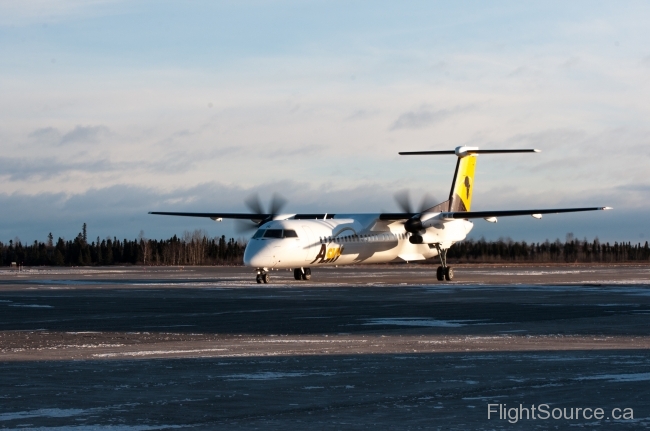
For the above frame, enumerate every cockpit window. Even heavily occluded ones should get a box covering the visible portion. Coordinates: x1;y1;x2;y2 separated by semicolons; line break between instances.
263;229;283;238
256;229;300;239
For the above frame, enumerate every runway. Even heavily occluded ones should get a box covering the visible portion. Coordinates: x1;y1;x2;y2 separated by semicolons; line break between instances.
1;264;650;429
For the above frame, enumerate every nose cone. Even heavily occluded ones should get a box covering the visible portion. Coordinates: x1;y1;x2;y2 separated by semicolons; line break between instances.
243;240;273;268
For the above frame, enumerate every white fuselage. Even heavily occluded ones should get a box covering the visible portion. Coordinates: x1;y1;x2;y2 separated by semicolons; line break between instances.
243;213;473;269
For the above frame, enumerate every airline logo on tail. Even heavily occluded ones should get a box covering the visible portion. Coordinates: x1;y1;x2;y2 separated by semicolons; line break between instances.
451;155;476;212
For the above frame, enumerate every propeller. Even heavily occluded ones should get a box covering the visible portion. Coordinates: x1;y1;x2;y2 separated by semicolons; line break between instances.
394;189;437;214
235;193;288;234
394;189;438;234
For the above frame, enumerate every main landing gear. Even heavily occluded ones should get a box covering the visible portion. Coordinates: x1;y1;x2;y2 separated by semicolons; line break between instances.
434;244;453;282
293;267;311;281
256;268;312;283
256;269;270;284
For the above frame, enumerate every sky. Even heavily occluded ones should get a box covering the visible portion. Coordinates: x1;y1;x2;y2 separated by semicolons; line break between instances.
1;0;649;245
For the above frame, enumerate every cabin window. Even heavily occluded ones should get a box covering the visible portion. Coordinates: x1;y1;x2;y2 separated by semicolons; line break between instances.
253;229;266;239
284;229;298;238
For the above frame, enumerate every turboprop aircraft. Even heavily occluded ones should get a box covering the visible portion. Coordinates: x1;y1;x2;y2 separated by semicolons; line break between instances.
150;147;611;283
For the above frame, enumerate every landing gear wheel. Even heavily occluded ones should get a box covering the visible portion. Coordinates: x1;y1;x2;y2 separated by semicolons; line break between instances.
444;267;454;281
293;268;302;280
436;266;445;281
302;268;311;281
256;275;262;284
262;273;270;284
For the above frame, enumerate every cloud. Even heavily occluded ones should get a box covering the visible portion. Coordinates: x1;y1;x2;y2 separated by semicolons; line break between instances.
345;109;379;121
59;125;110;145
27;125;111;147
0;156;131;180
390;105;472;131
29;127;61;142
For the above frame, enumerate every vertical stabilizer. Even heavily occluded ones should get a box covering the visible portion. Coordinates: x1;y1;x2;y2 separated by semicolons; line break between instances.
448;154;477;212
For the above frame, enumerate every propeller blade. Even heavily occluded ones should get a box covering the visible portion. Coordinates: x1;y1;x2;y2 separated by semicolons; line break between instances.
419;193;439;212
394;189;413;213
234;219;259;234
245;193;265;215
269;193;287;215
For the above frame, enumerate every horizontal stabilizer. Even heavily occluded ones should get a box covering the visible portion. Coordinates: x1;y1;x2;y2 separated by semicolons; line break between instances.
399;147;540;156
441;207;612;220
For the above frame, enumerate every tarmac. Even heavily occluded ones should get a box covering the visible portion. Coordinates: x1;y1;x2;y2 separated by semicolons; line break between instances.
1;264;650;429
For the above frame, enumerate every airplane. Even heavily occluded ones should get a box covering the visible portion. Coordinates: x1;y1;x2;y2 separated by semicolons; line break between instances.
150;146;611;283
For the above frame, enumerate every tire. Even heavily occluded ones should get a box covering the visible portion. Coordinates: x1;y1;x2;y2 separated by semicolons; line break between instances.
262;273;270;284
256;275;262;284
302;268;312;281
444;267;454;281
293;268;302;280
436;266;445;281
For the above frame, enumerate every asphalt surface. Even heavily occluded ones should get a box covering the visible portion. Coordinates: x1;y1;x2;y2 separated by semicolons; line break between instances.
1;264;650;430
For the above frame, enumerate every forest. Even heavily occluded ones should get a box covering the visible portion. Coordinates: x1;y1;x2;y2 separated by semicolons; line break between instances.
0;224;245;267
1;224;649;266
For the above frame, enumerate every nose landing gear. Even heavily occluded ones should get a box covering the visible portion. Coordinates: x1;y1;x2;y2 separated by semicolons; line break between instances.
434;245;453;282
256;268;270;284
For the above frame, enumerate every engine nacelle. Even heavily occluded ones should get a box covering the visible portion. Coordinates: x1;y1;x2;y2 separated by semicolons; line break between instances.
408;218;472;245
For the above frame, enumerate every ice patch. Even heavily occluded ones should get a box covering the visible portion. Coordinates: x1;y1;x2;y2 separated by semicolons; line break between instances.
577;372;650;382
223;371;335;381
0;408;86;421
8;304;53;308
362;318;484;327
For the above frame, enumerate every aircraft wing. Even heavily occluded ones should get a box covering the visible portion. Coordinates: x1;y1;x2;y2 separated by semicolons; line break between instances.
149;211;269;221
379;207;611;221
149;211;339;221
440;207;612;219
378;212;418;221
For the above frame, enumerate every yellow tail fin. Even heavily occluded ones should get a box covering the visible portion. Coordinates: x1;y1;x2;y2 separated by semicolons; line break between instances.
449;154;477;212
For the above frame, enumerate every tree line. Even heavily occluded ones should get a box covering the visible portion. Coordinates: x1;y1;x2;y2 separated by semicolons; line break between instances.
448;237;650;263
1;224;246;267
1;225;649;266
